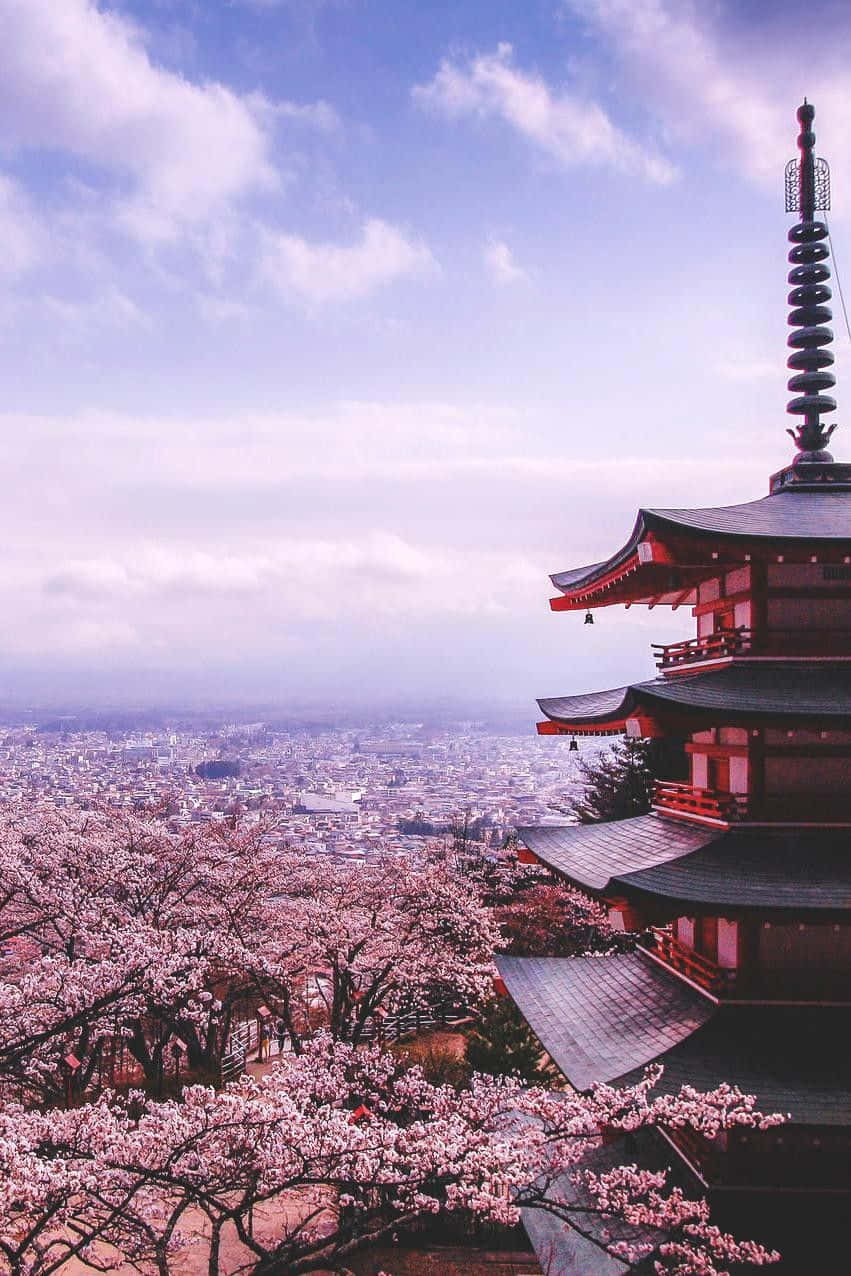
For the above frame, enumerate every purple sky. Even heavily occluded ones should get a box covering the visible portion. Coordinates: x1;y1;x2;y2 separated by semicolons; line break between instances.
0;0;849;712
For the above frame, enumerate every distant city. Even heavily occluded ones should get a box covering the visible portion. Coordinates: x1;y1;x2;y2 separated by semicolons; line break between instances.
0;710;597;857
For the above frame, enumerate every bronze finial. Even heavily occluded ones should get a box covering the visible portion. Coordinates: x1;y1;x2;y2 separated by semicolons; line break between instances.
784;102;837;464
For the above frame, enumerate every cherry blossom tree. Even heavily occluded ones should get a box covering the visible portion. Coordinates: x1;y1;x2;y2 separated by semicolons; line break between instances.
495;881;637;958
237;852;498;1050
0;1037;782;1276
0;810;497;1099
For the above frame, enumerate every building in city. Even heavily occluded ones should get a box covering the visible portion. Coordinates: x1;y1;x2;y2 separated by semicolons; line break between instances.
499;103;851;1272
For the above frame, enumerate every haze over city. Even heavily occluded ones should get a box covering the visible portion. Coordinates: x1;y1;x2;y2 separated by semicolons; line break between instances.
3;0;851;711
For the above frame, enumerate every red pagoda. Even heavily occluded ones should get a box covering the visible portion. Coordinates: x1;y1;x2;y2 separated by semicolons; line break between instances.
499;103;851;1274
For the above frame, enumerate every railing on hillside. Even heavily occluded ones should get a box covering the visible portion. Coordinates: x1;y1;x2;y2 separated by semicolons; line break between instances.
218;1000;470;1083
220;1019;257;1084
353;1000;469;1044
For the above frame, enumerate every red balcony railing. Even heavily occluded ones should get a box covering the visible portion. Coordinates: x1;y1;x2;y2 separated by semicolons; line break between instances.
654;781;851;825
649;930;735;997
652;628;751;668
653;781;746;823
653;626;851;669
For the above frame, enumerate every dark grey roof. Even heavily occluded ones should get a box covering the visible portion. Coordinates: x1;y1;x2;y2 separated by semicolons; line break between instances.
538;687;632;724
615;1008;851;1127
520;1129;673;1276
518;816;716;892
496;953;714;1092
636;662;851;719
617;830;851;911
520;819;851;909
500;955;851;1127
520;1207;630;1276
551;488;851;595
647;488;851;540
550;559;610;591
540;663;851;726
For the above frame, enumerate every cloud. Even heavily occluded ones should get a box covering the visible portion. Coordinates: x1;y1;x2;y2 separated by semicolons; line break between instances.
0;0;331;241
565;0;851;197
413;42;675;184
44;534;435;601
261;218;435;303
566;0;784;181
483;237;528;285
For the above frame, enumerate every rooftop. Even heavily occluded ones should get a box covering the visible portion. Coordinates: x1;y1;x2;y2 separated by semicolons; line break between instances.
549;488;851;611
498;954;851;1125
518;817;851;911
538;662;851;730
496;952;714;1092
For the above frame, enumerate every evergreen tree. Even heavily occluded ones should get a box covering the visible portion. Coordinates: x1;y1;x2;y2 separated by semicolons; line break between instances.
567;737;686;824
465;997;557;1084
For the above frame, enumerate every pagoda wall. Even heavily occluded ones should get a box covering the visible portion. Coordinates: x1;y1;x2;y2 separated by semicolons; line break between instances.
695;568;752;638
668;916;851;1000
764;754;850;795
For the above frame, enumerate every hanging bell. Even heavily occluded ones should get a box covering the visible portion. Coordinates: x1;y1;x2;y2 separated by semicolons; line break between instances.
584;610;594;625
569;737;579;752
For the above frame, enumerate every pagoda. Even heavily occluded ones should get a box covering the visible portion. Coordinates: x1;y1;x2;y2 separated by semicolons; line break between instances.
499;103;851;1274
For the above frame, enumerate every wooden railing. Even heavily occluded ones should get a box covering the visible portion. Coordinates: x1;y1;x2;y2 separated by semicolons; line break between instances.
654;781;851;825
653;781;746;823
652;628;750;668
653;626;851;669
649;930;735;997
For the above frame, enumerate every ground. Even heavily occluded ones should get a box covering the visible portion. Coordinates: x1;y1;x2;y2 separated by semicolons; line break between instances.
346;1245;541;1274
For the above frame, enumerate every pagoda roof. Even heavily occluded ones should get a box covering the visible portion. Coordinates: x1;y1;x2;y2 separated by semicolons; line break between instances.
519;818;851;911
517;816;714;892
550;487;851;610
498;954;851;1125
538;661;851;731
496;953;714;1092
616;1007;851;1127
520;1128;671;1276
617;830;851;912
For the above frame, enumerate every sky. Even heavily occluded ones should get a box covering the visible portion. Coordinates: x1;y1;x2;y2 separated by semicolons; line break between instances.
2;0;851;715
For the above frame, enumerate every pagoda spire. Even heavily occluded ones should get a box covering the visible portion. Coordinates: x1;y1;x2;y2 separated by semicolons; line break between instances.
785;100;837;463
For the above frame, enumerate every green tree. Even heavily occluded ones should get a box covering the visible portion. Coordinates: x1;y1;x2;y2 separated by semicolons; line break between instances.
567;737;686;824
465;997;556;1085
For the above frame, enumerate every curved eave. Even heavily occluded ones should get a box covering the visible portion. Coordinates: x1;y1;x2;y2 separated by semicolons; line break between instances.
614;834;851;913
537;686;633;728
636;663;851;724
615;1007;851;1127
496;952;715;1092
517;816;716;893
550;490;851;611
539;665;851;732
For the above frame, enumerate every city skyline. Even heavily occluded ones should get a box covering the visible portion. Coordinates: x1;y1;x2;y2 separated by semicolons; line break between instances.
3;1;851;708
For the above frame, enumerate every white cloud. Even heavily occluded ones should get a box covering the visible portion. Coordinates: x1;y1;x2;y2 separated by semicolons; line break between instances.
249;92;341;133
484;237;528;285
566;0;851;198
566;0;784;182
414;42;675;184
261;218;435;303
0;0;332;241
44;534;434;603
